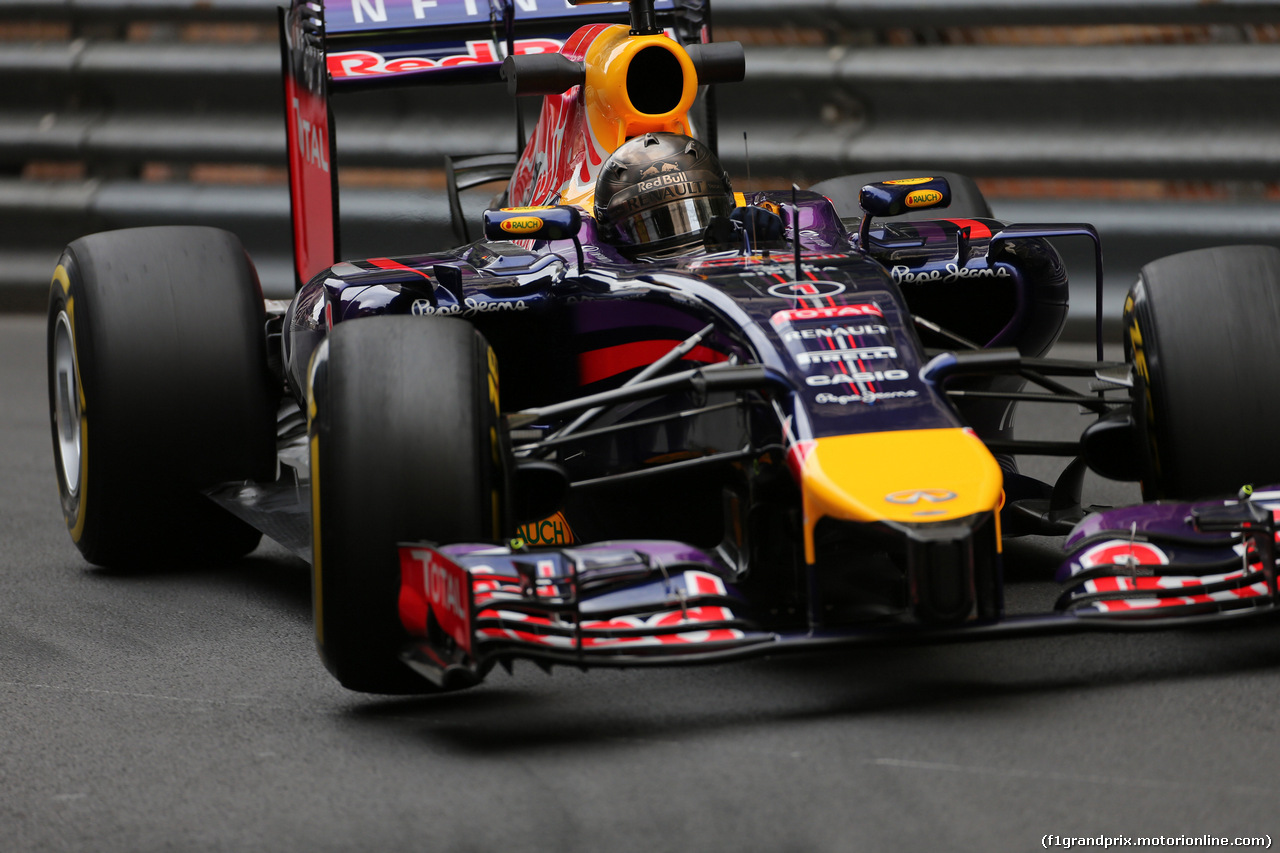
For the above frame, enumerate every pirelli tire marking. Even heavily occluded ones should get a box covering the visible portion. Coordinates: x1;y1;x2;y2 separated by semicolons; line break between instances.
306;338;329;645
487;345;502;540
309;431;324;643
1125;293;1160;477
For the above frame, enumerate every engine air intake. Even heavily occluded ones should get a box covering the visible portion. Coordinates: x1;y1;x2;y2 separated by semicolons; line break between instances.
626;45;685;115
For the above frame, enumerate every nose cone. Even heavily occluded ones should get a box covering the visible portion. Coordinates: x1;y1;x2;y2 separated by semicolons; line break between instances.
799;427;1004;562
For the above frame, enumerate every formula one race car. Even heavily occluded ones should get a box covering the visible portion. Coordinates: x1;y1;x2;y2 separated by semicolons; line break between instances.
47;0;1280;693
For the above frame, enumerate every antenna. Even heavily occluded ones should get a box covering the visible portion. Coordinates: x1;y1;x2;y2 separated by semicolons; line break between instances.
629;0;659;35
743;132;758;253
792;183;802;282
500;0;526;153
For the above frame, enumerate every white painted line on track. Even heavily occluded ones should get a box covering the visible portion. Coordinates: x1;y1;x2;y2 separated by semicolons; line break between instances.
871;757;1279;797
0;680;272;709
0;679;467;724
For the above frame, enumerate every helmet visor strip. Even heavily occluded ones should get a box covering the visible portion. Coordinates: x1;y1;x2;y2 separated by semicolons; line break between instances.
613;196;734;249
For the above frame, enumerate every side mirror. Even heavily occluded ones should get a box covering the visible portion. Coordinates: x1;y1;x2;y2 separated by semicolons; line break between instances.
858;176;951;218
483;205;582;242
513;459;570;526
855;176;951;251
501;54;586;97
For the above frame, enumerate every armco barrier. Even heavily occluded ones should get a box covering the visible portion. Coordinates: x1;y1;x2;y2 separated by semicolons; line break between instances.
1;0;1278;327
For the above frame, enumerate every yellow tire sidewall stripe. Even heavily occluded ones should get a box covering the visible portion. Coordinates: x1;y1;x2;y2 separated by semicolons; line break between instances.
52;264;90;543
309;432;323;645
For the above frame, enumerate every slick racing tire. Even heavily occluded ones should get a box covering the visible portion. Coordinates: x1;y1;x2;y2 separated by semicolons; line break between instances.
307;316;509;694
809;170;994;221
48;226;278;567
1126;245;1280;500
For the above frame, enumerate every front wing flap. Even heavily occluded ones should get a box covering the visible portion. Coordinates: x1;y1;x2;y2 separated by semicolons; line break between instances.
1056;488;1280;620
397;540;772;688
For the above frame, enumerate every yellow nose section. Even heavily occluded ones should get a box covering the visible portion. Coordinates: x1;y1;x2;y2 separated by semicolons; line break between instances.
799;428;1004;563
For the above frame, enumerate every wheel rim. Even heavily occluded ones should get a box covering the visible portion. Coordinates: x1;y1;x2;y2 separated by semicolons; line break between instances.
53;310;82;495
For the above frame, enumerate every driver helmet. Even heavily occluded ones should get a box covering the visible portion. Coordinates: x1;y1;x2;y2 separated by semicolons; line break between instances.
594;132;734;259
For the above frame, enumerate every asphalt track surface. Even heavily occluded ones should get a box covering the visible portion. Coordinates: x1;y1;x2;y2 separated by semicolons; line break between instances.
4;312;1279;853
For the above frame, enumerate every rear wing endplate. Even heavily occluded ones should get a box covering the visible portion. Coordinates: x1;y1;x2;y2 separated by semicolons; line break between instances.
281;0;339;291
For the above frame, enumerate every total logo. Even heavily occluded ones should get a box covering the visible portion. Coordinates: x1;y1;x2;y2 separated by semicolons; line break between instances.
291;98;329;173
426;555;468;622
771;303;882;324
404;548;471;653
767;280;845;299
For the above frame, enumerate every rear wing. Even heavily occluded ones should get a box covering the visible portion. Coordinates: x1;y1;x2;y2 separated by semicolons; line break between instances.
280;0;708;289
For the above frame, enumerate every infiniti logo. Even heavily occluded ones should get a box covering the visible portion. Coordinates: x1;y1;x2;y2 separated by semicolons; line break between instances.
885;489;957;505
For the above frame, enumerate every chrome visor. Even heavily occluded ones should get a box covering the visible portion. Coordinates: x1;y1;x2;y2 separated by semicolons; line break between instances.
612;195;733;248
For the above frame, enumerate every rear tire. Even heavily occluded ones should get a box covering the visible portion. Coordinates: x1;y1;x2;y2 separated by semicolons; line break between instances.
48;226;278;567
1126;245;1280;499
307;316;508;694
810;170;994;221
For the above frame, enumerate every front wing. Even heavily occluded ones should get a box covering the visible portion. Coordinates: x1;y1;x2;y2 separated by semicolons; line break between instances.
395;490;1280;688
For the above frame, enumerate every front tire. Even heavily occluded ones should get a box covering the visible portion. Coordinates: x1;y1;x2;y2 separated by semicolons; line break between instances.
48;226;278;567
307;316;508;694
1126;245;1280;499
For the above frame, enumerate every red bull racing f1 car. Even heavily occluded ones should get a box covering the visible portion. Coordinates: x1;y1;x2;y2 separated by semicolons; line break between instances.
46;0;1280;693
